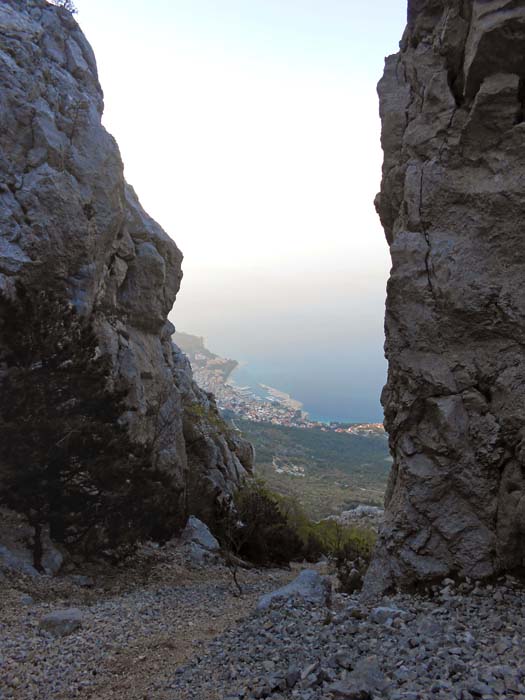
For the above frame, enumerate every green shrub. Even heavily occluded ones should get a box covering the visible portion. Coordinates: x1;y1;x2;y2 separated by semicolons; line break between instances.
302;532;325;562
216;480;303;566
307;519;376;558
185;400;232;435
216;479;376;574
331;526;375;593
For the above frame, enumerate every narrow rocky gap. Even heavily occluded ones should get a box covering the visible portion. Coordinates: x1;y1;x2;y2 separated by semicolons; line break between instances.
1;2;525;700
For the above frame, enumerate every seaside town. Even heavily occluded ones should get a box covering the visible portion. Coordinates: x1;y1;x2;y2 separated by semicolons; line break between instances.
174;332;386;436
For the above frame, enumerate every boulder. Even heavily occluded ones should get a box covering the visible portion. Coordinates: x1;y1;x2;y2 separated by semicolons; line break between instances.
180;516;221;567
0;545;39;577
0;526;63;577
257;570;331;611
42;542;64;577
328;655;389;699
180;516;220;552
369;605;404;624
183;541;220;567
39;608;83;637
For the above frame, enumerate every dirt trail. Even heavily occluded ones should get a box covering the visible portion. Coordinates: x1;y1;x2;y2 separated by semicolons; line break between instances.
0;542;299;700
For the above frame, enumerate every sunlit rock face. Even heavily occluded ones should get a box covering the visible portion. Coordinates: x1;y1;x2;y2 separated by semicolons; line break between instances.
368;0;525;594
0;0;252;521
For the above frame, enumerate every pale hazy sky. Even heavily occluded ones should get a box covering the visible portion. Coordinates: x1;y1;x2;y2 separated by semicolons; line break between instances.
74;0;408;422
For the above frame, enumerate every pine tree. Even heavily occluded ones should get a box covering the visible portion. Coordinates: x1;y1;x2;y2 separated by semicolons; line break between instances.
0;285;179;569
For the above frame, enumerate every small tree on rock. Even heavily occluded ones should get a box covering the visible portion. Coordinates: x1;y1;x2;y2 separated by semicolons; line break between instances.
0;284;178;569
48;0;77;13
216;480;303;567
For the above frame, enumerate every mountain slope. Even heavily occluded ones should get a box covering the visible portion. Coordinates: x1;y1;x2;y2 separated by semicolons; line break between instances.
237;418;390;519
0;0;252;529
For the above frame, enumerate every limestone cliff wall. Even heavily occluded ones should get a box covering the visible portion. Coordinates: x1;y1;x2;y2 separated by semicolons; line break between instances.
367;0;525;594
0;0;252;522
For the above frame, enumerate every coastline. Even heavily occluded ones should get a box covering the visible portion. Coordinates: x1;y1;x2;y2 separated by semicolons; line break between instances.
258;383;304;412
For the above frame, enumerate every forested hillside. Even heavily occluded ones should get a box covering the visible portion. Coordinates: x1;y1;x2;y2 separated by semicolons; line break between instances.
236;419;390;519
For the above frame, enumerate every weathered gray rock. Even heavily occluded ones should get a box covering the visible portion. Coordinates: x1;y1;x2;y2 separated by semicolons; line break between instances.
257;570;331;611
0;545;39;577
181;516;220;552
0;523;63;577
329;505;384;533
0;0;252;528
41;540;64;576
180;516;221;567
169;577;525;700
369;605;404;625
183;541;220;567
39;608;83;637
328;656;389;699
367;0;525;595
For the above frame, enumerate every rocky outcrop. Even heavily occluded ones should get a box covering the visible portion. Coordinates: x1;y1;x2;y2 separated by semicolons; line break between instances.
256;570;332;611
0;513;64;576
39;608;83;637
180;515;221;567
0;0;252;525
368;0;525;594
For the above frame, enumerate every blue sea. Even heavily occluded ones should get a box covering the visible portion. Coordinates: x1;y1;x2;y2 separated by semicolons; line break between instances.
173;266;389;425
229;357;386;424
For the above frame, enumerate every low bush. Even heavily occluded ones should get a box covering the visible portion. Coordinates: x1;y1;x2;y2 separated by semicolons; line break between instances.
216;480;303;566
332;532;375;593
216;479;376;581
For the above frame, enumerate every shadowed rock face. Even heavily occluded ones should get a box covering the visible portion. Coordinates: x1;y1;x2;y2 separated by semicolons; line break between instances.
0;0;252;522
367;0;525;595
